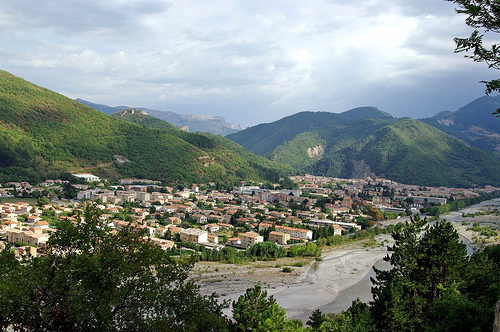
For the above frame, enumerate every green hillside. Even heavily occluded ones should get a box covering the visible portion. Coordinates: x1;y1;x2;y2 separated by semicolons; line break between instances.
0;71;290;185
308;119;500;187
421;95;500;156
226;107;392;155
110;108;292;180
229;107;500;187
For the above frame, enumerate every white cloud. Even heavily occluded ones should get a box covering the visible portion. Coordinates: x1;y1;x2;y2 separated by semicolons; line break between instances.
0;0;493;126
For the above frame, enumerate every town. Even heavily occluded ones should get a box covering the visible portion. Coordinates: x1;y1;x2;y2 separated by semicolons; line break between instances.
1;173;497;258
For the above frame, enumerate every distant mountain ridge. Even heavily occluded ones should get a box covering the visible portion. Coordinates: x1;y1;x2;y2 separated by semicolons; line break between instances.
75;98;242;136
227;105;500;187
420;95;500;156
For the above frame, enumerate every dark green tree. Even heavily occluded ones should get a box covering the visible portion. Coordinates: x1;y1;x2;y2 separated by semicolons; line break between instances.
63;182;78;199
319;299;372;332
370;215;499;331
0;204;228;331
306;309;326;330
231;284;301;331
447;0;500;112
37;195;51;206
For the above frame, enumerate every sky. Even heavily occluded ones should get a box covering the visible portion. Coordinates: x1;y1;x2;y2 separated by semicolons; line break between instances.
0;0;497;128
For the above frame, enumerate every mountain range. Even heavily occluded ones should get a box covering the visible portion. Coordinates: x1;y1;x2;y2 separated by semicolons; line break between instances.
1;70;500;188
0;71;289;185
226;105;500;187
419;95;500;156
76;99;242;136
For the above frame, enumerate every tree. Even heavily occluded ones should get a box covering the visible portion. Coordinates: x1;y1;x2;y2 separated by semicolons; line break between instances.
63;182;78;199
37;195;51;206
319;299;372;332
231;285;301;332
447;0;500;112
0;204;228;331
370;215;499;331
307;309;326;330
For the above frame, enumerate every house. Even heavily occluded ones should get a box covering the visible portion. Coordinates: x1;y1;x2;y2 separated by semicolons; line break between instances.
206;223;219;233
207;234;218;244
228;237;241;245
25;215;42;225
192;214;208;224
179;228;208;244
154;227;168;238
34;220;50;229
331;224;344;236
167;217;182;225
275;225;313;241
239;232;264;248
1;212;18;222
174;212;186;220
1;220;17;230
269;231;290;245
17;204;32;214
72;173;101;182
208;214;224;223
5;227;49;247
217;222;233;229
149;237;175;250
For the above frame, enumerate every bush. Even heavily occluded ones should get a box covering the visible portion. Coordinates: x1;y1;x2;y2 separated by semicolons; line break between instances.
282;267;293;273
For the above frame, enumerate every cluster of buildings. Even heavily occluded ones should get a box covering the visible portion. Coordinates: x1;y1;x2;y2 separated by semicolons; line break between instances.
1;174;497;257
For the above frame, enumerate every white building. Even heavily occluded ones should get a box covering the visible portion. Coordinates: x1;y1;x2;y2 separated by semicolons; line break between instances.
179;228;208;244
72;174;101;182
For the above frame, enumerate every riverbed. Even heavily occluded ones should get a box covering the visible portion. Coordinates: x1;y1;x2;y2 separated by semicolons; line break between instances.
214;198;500;323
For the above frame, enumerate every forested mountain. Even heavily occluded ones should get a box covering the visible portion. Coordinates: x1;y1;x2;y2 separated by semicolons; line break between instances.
421;95;500;156
76;98;242;136
225;107;392;156
0;71;290;185
227;109;500;187
307;119;500;187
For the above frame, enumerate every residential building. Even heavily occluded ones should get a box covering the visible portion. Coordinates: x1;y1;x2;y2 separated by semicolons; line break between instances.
269;231;290;245
239;232;264;248
275;225;313;241
179;228;208;244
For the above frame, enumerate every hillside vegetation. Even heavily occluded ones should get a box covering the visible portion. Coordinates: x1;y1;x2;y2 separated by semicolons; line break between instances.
226;107;392;156
0;71;291;185
77;98;242;136
228;108;500;187
421;95;500;156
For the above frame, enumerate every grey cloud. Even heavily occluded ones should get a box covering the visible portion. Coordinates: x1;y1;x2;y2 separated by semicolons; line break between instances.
1;0;172;36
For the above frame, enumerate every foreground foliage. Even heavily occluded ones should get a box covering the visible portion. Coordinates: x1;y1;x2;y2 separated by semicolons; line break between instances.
319;216;500;331
0;205;228;331
231;285;303;332
2;205;499;331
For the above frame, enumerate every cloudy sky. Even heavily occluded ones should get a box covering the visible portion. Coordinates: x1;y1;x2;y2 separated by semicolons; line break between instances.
0;0;496;127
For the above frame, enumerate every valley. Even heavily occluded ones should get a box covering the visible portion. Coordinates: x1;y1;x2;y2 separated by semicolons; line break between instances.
1;70;499;331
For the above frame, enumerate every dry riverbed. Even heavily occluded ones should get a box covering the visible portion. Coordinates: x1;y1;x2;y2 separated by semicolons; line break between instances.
192;257;314;297
191;237;392;322
191;198;500;322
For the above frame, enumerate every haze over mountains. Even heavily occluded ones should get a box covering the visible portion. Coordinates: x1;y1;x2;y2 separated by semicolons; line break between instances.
1;70;500;188
76;99;242;136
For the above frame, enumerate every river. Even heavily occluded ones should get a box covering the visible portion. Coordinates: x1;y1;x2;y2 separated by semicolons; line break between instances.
224;198;499;323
